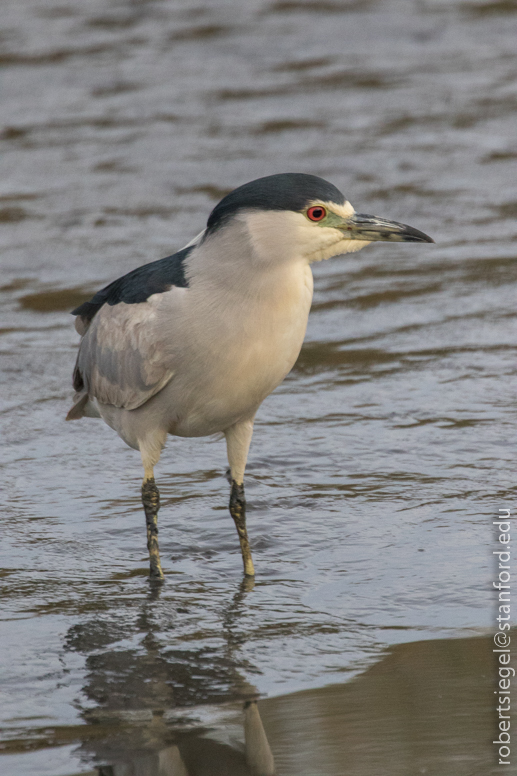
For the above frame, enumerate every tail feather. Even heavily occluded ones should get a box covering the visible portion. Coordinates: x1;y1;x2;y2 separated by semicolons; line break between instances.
66;393;89;421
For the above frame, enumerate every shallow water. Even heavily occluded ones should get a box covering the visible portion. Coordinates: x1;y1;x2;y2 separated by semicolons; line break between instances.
1;0;516;774
0;633;504;776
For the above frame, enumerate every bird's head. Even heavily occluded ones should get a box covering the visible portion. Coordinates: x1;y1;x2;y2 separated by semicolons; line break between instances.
205;173;433;265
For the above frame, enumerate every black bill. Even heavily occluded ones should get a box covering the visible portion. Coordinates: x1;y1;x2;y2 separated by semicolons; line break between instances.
339;212;434;243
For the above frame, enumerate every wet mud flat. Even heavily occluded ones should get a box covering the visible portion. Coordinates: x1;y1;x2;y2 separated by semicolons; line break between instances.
2;0;517;774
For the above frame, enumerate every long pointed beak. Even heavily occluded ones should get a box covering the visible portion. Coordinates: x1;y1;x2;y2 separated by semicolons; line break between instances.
337;212;434;243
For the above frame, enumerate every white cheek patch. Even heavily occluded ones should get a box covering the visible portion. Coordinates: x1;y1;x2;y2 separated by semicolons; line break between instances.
242;210;312;263
307;200;371;262
240;203;366;265
309;237;371;263
339;238;371;254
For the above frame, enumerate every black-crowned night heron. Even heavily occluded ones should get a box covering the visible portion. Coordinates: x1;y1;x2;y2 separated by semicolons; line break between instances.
67;173;433;579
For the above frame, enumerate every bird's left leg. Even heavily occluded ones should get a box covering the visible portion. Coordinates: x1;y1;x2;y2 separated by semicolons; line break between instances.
140;444;165;580
225;418;255;577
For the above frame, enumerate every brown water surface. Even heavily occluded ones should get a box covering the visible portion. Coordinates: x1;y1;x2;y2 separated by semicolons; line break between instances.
1;0;516;774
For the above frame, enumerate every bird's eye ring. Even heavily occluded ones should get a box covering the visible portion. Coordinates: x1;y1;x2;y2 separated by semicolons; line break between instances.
307;206;327;222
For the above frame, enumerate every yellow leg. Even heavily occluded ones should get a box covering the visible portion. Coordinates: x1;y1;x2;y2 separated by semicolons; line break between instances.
230;480;255;577
141;474;164;579
225;419;256;577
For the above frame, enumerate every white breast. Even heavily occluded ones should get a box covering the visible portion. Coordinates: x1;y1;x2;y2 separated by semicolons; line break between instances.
159;228;314;437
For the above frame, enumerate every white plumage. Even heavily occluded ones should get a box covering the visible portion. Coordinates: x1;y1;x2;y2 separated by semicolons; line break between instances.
68;173;433;579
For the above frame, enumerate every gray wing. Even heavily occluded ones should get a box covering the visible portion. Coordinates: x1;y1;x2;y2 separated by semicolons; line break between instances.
73;298;175;410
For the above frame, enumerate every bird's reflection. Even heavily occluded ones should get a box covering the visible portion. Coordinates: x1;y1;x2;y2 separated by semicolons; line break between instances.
94;699;274;776
65;577;275;775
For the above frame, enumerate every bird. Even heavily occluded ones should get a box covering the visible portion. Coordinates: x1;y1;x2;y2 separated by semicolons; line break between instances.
67;173;433;579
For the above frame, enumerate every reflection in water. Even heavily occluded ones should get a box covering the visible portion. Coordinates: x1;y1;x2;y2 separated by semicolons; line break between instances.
66;579;274;775
88;701;275;776
93;700;274;776
61;632;502;776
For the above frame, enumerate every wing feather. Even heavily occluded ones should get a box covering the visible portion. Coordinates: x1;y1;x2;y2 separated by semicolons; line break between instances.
73;298;174;410
69;244;194;413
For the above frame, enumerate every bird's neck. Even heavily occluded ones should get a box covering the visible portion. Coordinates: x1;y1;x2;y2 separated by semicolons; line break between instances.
185;219;313;306
182;225;314;354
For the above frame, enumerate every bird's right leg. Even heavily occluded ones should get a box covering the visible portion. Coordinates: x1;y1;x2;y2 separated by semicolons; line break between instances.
140;446;164;579
142;472;163;578
225;419;255;577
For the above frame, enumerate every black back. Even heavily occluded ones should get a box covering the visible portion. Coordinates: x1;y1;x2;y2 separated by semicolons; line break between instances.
206;173;345;234
72;245;192;324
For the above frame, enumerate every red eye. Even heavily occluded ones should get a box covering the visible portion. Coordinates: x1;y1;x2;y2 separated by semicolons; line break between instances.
307;206;326;221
